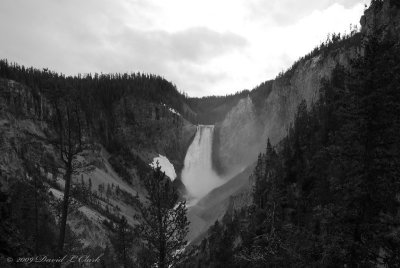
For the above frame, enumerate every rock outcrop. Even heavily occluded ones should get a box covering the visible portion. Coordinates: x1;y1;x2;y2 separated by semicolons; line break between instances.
360;0;400;39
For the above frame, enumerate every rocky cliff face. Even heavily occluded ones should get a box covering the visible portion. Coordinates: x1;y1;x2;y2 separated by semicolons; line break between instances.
0;79;54;178
215;95;262;175
360;0;400;39
259;46;357;141
215;35;360;174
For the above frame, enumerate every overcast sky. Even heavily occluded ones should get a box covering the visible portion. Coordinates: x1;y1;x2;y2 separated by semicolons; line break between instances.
0;0;367;97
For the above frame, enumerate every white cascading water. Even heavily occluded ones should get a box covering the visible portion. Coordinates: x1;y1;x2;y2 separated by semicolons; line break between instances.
181;125;225;202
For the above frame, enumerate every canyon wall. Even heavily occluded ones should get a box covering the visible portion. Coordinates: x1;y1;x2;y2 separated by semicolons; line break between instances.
216;0;400;174
215;38;360;174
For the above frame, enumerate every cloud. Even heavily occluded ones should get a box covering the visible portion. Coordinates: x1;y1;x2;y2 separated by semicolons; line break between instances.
101;27;247;94
245;0;366;26
112;27;247;64
0;0;365;96
0;0;247;94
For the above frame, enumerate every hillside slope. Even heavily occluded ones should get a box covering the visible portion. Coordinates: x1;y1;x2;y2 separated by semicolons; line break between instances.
0;70;196;265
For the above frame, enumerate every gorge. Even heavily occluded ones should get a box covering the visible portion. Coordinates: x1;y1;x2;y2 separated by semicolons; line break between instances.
1;0;400;267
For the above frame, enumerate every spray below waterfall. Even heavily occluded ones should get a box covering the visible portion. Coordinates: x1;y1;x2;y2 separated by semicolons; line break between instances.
181;125;225;201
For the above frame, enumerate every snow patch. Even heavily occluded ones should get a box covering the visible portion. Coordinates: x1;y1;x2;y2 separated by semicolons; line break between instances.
150;154;177;181
168;107;181;116
162;103;181;116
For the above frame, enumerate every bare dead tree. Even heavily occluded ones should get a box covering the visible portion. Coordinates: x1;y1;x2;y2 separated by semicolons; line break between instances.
51;94;89;263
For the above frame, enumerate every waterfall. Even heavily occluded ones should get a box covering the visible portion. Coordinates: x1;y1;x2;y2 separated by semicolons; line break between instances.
181;125;225;202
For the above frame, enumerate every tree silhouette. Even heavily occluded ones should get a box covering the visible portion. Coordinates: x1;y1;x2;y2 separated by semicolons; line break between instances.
51;91;90;264
134;163;189;268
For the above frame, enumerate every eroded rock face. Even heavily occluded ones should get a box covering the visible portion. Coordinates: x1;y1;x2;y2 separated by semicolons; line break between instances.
0;79;54;178
261;47;358;140
0;79;54;121
216;95;262;175
215;44;359;174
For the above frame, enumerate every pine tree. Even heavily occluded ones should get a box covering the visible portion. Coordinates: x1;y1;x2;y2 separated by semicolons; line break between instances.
106;184;112;199
252;153;264;208
134;163;189;268
98;184;104;198
110;216;134;268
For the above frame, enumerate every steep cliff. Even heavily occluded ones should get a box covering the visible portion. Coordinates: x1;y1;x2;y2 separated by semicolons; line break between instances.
215;0;400;175
0;79;54;178
360;0;400;39
214;96;262;175
215;29;361;174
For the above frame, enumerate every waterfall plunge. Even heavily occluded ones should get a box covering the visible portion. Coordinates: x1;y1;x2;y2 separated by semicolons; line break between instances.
181;125;225;202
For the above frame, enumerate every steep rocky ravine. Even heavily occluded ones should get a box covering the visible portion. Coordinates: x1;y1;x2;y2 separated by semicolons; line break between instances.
188;0;400;246
2;0;399;264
